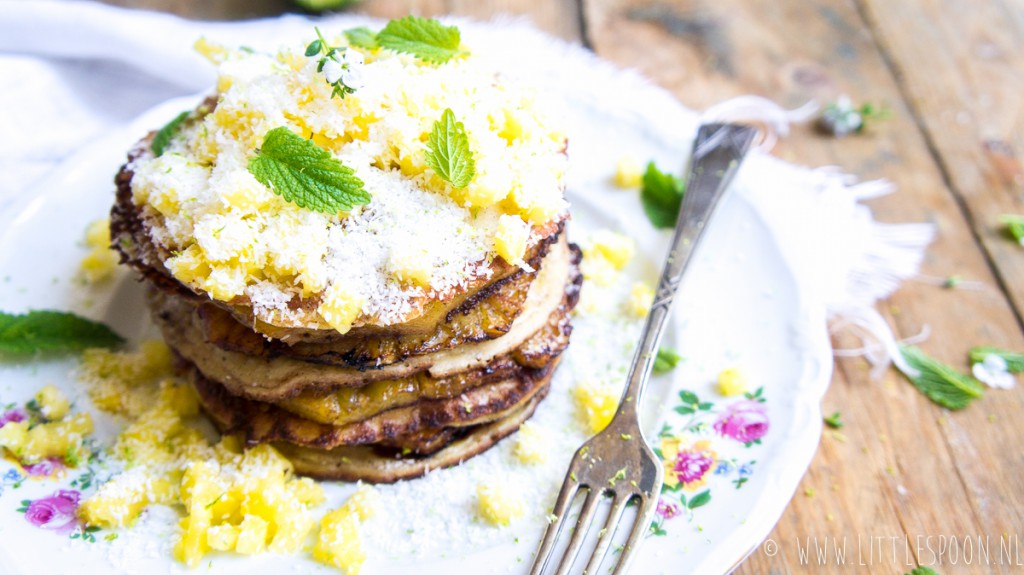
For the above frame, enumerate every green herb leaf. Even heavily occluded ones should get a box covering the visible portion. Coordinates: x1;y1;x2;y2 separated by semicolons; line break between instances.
898;345;984;410
653;347;682;374
969;346;1024;373
248;127;370;213
425;108;476;188
304;39;323;57
376;16;464;64
999;214;1024;245
641;162;685;229
687;490;711;510
905;568;940;575
151;111;190;157
0;310;124;353
823;411;843;429
345;26;379;50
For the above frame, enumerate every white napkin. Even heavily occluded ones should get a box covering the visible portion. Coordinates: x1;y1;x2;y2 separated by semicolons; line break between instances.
0;0;932;373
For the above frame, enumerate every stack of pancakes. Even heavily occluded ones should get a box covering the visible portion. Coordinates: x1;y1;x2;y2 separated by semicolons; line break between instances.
110;152;581;483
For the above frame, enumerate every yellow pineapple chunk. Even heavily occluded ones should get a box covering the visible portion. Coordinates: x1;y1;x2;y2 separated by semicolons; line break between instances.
573;380;618;434
512;422;548;465
318;283;364;334
206;524;239;551
34;385;70;421
477;482;524;526
493;214;530;265
0;412;92;465
626;282;655;318
613;156;643;189
235;514;270;555
718;367;748;396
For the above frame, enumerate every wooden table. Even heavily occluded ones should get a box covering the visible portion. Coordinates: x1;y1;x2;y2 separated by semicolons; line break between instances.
92;0;1024;572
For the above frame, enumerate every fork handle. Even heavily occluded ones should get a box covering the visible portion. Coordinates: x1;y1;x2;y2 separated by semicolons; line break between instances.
615;123;757;424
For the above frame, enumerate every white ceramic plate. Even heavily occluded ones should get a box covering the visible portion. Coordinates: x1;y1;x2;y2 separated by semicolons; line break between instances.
0;93;831;574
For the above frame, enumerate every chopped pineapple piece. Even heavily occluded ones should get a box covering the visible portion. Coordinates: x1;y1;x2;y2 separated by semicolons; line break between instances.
493;214;530;265
34;384;70;421
587;230;635;271
573;380;618;434
477;482;524;526
626;282;655;318
0;412;92;465
512;422;549;465
84;218;111;248
318;283;364;334
718;367;748;396
235;514;270;555
613;155;643;189
206;524;239;551
313;486;378;574
80;340;174;418
80;248;119;283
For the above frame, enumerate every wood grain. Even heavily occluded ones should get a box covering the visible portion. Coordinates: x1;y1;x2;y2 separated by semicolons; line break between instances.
59;0;1024;572
580;0;1024;573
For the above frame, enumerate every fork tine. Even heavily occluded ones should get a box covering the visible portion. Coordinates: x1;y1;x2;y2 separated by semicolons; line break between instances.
529;478;581;575
609;494;657;575
582;492;632;574
552;488;604;575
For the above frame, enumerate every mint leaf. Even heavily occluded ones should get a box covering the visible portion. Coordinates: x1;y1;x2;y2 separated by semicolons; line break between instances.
641;162;685;229
969;346;1024;373
248;127;370;214
898;345;984;410
151;111;190;157
345;26;379;50
377;16;464;64
1000;214;1024;244
905;568;940;575
425;108;476;188
653;347;681;374
0;310;124;353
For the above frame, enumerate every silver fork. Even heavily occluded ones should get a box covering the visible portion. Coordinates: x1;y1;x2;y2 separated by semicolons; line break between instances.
529;123;758;575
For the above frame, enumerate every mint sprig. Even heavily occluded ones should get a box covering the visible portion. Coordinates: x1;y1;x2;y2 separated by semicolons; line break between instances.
376;16;465;64
344;26;379;50
248;127;370;214
898;345;984;410
641;161;686;229
425;108;476;189
0;310;124;353
151;111;190;157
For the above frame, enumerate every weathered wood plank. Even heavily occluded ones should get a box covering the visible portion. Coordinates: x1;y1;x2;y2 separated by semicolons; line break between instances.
857;0;1024;327
581;0;1024;573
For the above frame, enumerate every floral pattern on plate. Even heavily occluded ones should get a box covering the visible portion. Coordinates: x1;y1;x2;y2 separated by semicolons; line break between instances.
650;386;768;536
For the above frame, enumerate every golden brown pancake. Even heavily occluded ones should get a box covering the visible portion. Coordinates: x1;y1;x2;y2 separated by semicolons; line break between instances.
271;394;545;483
150;240;581;401
188;356;558;451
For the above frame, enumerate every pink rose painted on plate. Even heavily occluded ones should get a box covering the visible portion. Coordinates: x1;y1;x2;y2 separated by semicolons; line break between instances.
22;489;81;535
713;400;769;444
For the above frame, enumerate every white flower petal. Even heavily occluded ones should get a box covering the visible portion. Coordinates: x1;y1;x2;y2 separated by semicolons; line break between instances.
322;60;343;84
342;68;365;91
343;49;365;66
972;355;1016;389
